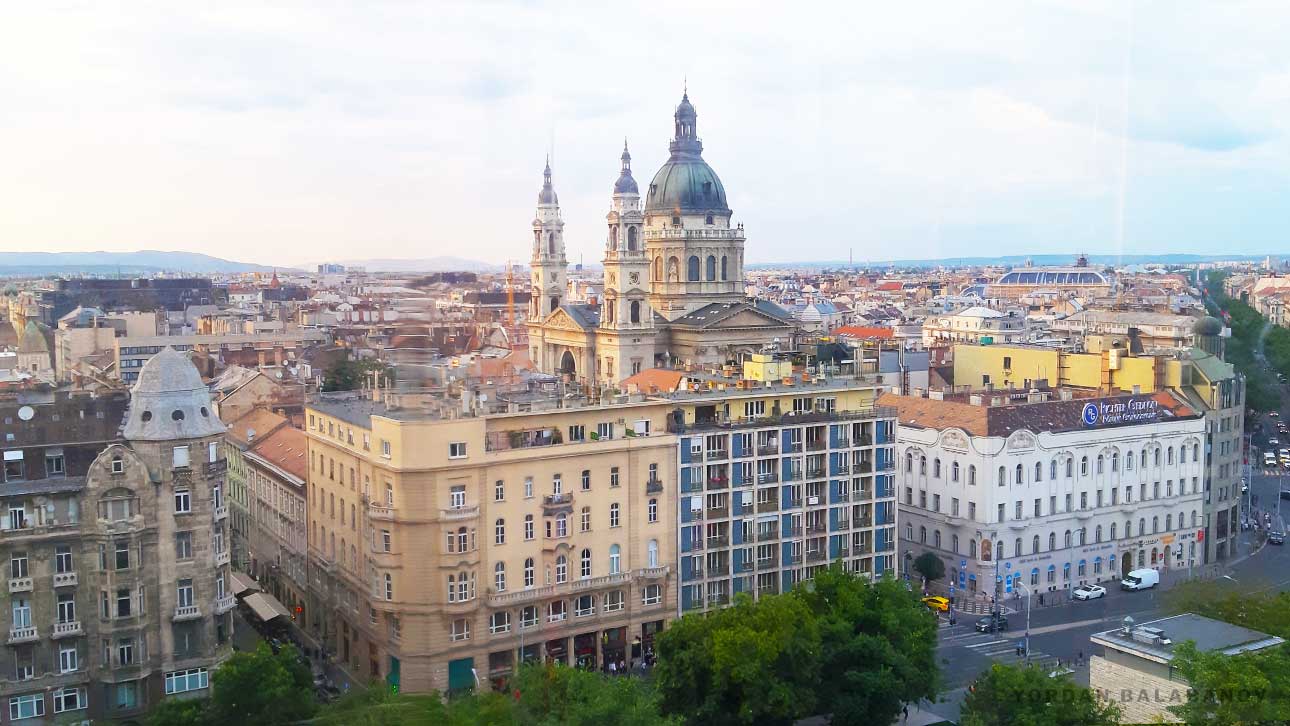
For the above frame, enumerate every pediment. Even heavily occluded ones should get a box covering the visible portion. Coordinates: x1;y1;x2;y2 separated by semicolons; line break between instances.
542;308;587;331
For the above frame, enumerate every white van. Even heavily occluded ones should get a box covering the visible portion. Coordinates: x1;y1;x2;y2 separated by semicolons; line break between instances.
1120;568;1160;591
1266;452;1278;467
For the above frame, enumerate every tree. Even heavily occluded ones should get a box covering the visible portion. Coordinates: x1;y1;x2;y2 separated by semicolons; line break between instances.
207;643;316;725
323;357;393;392
511;662;677;726
654;591;821;725
960;664;1119;726
794;566;939;725
912;552;945;582
1167;641;1290;725
146;696;210;726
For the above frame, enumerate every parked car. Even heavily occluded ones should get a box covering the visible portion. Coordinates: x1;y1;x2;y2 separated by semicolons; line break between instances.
920;596;950;612
1121;568;1160;591
975;614;1009;633
1072;584;1107;600
1270;531;1285;545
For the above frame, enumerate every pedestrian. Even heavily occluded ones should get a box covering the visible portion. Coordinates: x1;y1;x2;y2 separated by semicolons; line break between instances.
609;660;617;675
1078;650;1084;665
902;705;909;724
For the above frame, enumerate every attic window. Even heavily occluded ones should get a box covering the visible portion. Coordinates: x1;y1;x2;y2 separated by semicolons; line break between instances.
171;410;185;421
199;407;209;418
141;411;153;422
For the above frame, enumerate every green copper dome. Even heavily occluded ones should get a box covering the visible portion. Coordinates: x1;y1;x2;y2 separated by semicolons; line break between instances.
644;91;731;215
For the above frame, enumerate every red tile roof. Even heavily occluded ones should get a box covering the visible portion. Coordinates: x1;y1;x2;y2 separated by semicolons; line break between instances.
250;425;307;482
833;325;894;339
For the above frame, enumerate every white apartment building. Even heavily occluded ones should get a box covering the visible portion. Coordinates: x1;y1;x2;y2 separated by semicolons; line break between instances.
921;306;1025;348
882;389;1207;607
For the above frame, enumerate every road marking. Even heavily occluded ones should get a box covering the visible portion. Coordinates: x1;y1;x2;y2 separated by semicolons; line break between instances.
964;639;1009;649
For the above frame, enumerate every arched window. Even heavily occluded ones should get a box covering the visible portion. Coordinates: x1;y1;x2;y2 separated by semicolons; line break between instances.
998;466;1006;486
1167;447;1174;465
1191;510;1198;527
969;539;977;560
1015;464;1023;484
495;562;506;592
1095;525;1103;542
647;540;658;568
1179;446;1185;464
919;526;927;543
610;226;618;247
609;544;621;574
1064;530;1072;548
627;226;638;250
1139;518;1147;536
1048;532;1055;550
523;558;535;588
1154;448;1161;466
555;514;567;538
1080;456;1089;476
1065;459;1073;477
1193;443;1200;461
934;530;942;548
952;534;960;553
1112;451;1119;471
933;459;941;478
580;548;592;579
968;465;977;485
1166;514;1172;531
630;301;641;324
1097;455;1104;474
1152;516;1159;534
1014;538;1022;556
1032;535;1040;554
1035;462;1042;482
1050;459;1058;479
952;462;960;482
1110;523;1117;540
995;541;1003;560
494;518;505;545
705;255;716;281
720;255;728;280
705;213;714;225
687;256;700;281
920;456;927;475
1078;528;1086;545
555;555;568;584
548;233;555;255
905;452;913;472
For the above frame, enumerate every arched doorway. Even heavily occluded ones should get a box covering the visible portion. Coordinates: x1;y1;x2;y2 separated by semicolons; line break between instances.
1121;554;1132;578
1150;547;1159;566
559;351;576;378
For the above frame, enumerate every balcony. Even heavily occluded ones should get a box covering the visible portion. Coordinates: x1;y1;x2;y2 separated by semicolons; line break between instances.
215;550;231;567
837;546;851;558
638;566;669;580
833;491;851;503
51;621;82;639
707;507;729;520
756;558;778;571
836;518;851;530
833;464;851;475
806;522;827;535
784;526;802;537
806;550;826;563
172;468;193;487
786;498;803;509
857;461;873;474
215;595;236;614
785;442;803;454
705;449;728;461
807;440;826;452
853;542;873;555
205;459;228;477
756;472;779;485
53;572;77;588
757;443;779;456
684;567;704;581
8;577;32;594
172;605;202;622
805;467;826;479
855;489;873;501
646;478;664;494
214;505;229;521
442;504;480;521
541;494;574;515
834;438;851;449
706;535;729;548
7;626;37;644
706;593;730;606
784;554;802;566
734;560;753;573
856;516;873;528
368;505;395;521
783;470;803;483
756;499;778;513
706;476;729;491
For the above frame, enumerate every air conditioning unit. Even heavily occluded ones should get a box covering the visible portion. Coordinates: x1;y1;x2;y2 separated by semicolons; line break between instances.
807;496;820;505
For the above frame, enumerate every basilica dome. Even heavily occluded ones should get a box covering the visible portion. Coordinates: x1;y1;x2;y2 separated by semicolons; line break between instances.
645;92;731;215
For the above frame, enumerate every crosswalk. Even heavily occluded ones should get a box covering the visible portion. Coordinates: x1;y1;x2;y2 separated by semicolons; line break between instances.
939;624;1068;673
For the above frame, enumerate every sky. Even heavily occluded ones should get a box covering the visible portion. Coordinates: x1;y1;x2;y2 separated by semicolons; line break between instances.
2;1;1289;267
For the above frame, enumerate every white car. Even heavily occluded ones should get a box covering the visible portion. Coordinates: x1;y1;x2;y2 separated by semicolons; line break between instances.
1072;584;1107;601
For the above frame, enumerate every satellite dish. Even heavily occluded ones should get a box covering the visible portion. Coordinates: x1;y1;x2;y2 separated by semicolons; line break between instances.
17;406;33;421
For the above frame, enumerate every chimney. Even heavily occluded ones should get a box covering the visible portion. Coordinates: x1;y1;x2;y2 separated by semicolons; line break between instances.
969;394;983;406
246;428;256;442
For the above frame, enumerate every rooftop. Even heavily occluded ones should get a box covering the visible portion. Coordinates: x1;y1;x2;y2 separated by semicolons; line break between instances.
1091;613;1284;664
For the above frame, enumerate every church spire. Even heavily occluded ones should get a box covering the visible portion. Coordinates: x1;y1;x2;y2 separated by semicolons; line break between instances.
670;88;702;159
537;156;558;205
614;140;639;196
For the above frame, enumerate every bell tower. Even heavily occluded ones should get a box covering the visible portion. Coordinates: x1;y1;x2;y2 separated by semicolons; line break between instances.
528;158;566;321
598;142;657;384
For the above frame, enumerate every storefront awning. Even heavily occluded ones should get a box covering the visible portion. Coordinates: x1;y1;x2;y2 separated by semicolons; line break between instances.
243;592;292;621
230;572;259;597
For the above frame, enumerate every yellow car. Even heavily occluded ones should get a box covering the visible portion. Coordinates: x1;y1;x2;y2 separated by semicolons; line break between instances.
921;596;950;612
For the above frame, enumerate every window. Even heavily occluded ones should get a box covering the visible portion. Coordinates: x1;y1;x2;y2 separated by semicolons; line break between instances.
555;514;568;538
609;503;620;527
524;515;534;541
643;585;661;605
384;573;393;601
609;544;621;574
556;555;568;583
580;548;592;578
172;445;190;469
2;452;23;482
569;425;585;442
175;531;193;560
45;451;65;477
165;668;209;695
648;540;659;568
52;686;83;716
581;470;591;491
451;618;470;642
524;478;534;499
494;480;505;501
648;498;658;523
177;579;194;608
11;598;29;628
381;529;392;552
494;519;505;545
55;545;72;574
114;541;130;570
968;465;977;485
524;558;535;588
449;486;465;510
381;440;391;458
490;611;511;634
9;552;26;579
58;646;78;674
610;467;620;487
579;507;591;532
57;592;75;623
495;562;506;592
117;638;135;665
952;462;960;482
115;588;131;617
997;466;1005;486
8;694;43;720
1015;464;1023;484
604;590;625;612
448;442;467;459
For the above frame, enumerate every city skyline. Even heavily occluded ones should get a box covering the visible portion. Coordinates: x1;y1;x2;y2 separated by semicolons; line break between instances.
3;3;1289;267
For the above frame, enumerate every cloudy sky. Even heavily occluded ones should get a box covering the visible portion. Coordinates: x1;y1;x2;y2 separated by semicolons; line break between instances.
2;2;1288;267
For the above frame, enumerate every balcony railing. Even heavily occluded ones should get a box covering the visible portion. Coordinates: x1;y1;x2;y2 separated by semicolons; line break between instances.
756;500;779;513
784;526;802;537
53;572;77;588
214;505;229;521
705;450;728;461
786;498;803;509
216;595;237;614
541;494;573;511
834;438;851;449
806;467;825;479
756;558;779;571
806;523;827;535
706;476;728;490
368;505;395;521
8;577;32;594
205;459;228;477
707;507;729;520
834;491;851;503
442;504;481;521
833;464;851;475
173;605;202;621
706;593;730;606
756;472;778;484
706;535;729;548
807;440;826;452
685;567;705;581
7;626;36;644
646;478;664;494
757;444;779;456
51;621;82;639
806;550;826;563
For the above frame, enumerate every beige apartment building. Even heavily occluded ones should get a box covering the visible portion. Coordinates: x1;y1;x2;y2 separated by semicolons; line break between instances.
304;391;677;693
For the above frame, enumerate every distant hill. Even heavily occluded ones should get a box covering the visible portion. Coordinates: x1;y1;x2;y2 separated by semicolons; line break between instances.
748;253;1272;270
331;256;501;273
0;251;276;275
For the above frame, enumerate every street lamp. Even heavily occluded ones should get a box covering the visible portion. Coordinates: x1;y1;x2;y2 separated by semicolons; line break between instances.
1013;580;1034;661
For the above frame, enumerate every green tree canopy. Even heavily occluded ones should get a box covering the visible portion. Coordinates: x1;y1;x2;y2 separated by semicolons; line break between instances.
960;664;1119;726
1167;641;1290;725
323;357;393;392
208;643;316;724
912;551;946;582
